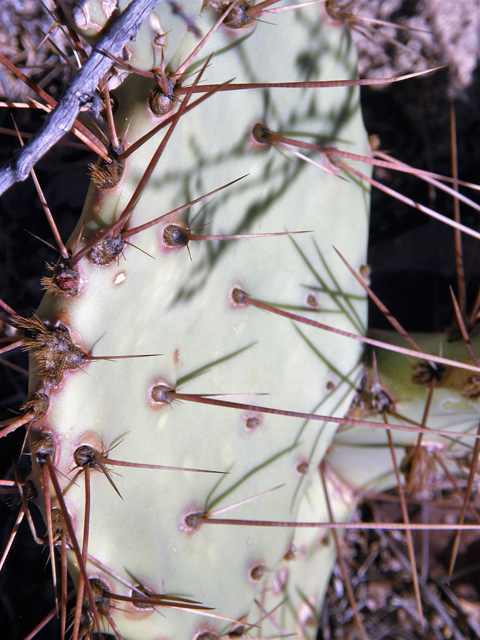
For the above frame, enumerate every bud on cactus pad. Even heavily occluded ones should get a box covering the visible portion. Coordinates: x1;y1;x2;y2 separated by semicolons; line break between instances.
21;1;371;638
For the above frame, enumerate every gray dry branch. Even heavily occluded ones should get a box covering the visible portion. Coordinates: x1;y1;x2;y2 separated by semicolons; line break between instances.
0;0;162;196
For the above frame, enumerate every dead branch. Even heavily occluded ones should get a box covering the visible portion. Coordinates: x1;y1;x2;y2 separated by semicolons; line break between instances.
0;0;162;197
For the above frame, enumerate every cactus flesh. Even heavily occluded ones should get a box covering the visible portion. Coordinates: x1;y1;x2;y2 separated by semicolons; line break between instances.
12;1;371;638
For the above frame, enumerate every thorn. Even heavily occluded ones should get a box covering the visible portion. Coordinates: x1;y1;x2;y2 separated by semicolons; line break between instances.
0;53;109;159
206;484;285;517
250;124;480;241
319;463;367;640
170;1;238;82
188;229;311;242
449;102;466;316
384;415;424;627
101;82;120;149
165;388;480;440
105;456;227;475
122;175;248;240
449;287;478;365
231;287;480;374
72;466;91;640
11;116;69;259
176;66;445;95
202;518;480;531
447;419;480;582
22;590;76;640
45;456;103;634
405;377;436;497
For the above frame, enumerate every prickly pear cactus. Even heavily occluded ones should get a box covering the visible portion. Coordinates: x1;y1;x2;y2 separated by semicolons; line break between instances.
16;1;370;639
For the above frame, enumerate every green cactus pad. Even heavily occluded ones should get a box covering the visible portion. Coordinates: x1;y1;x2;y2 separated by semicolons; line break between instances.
28;3;371;638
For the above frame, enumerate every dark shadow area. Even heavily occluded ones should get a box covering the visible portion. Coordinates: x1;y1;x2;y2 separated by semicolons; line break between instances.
363;65;480;333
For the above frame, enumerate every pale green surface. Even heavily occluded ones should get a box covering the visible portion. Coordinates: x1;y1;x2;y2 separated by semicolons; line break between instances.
31;3;370;638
